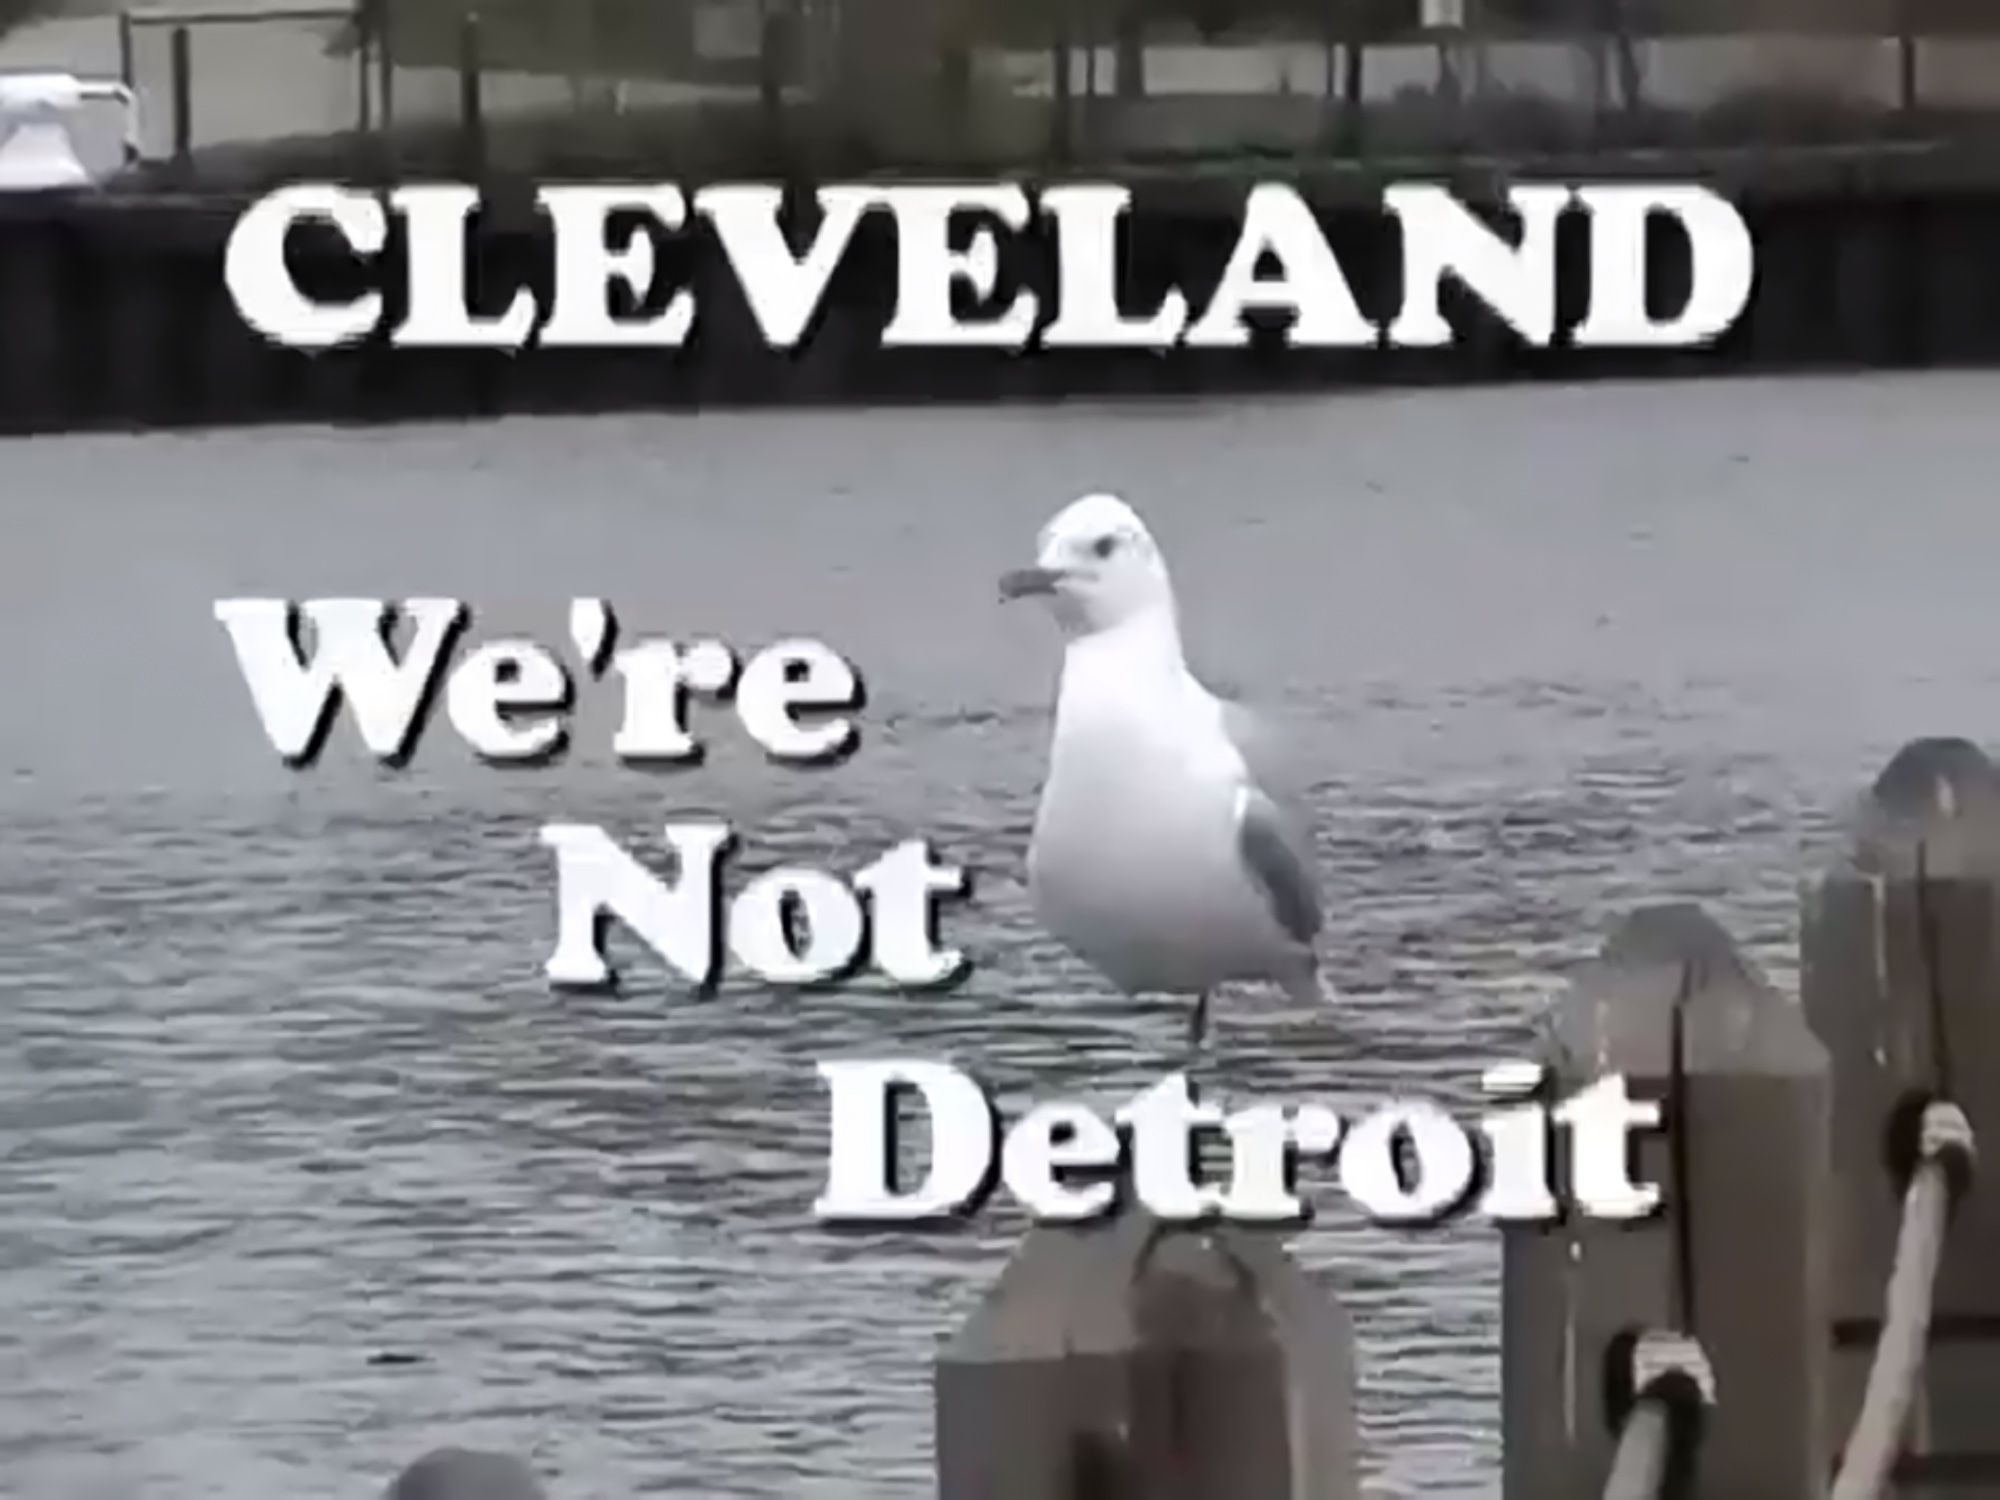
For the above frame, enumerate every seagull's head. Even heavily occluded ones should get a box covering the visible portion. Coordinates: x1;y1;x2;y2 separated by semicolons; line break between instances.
999;492;1173;635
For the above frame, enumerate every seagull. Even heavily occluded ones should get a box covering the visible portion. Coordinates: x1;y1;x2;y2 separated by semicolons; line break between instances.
1000;492;1328;1060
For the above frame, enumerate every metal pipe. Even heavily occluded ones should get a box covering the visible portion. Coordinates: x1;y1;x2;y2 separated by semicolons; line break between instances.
169;24;191;167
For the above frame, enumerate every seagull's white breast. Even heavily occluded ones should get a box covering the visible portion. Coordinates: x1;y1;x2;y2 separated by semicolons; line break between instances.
1026;646;1293;994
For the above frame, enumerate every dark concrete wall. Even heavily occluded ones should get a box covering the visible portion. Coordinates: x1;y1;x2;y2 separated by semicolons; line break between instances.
2;160;1997;435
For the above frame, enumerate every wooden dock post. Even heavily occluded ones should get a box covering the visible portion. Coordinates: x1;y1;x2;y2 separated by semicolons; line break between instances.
1803;737;1997;1496
383;1448;545;1499
1502;902;1831;1500
935;1209;1360;1499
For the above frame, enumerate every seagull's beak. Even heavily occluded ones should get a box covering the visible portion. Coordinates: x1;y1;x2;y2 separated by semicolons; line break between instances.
999;566;1064;601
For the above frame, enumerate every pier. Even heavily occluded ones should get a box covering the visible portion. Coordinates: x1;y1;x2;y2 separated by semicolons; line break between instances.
5;139;2000;436
7;2;2000;434
379;735;2000;1498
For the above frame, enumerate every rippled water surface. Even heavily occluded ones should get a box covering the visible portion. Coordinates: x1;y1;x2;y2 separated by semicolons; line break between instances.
4;373;1999;1500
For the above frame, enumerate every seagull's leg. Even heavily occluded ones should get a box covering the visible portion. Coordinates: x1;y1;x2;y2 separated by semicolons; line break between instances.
1186;990;1210;1063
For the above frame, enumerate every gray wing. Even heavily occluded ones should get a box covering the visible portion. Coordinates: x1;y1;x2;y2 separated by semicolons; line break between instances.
1237;787;1323;946
1220;700;1323;947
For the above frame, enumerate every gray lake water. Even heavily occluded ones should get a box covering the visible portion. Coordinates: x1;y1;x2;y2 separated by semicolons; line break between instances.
3;372;1998;1500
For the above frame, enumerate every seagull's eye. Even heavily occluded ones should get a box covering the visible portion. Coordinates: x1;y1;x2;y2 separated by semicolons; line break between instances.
1091;535;1118;559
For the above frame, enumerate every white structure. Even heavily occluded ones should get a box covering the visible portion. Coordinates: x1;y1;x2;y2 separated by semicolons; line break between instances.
0;72;142;191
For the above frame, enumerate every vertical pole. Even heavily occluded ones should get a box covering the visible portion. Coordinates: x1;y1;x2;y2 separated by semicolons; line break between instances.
116;11;136;90
1465;0;1483;107
377;0;396;135
1114;2;1144;100
1082;4;1096;101
1340;0;1366;155
1422;0;1463;140
458;10;484;179
1079;0;1096;159
1049;18;1071;163
1897;0;1918;118
169;25;192;170
1608;0;1641;118
759;0;785;137
357;16;372;135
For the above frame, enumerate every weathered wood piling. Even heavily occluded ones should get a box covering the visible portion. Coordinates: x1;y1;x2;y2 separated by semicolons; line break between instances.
383;1447;546;1500
364;737;1995;1497
935;1207;1361;1499
935;734;1990;1500
1804;738;1996;1500
1503;902;1831;1500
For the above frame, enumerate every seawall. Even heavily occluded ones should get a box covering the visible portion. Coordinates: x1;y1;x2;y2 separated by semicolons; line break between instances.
3;140;1998;435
